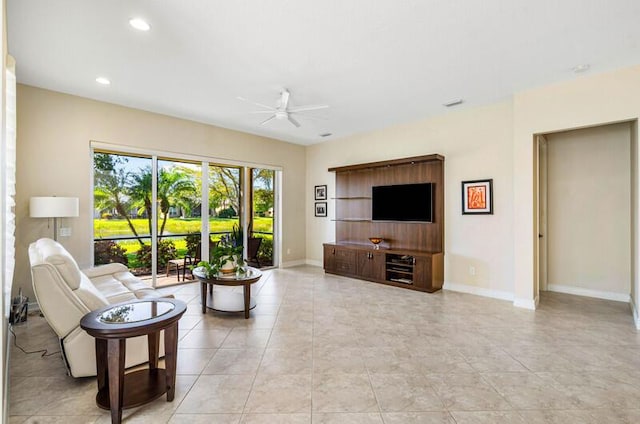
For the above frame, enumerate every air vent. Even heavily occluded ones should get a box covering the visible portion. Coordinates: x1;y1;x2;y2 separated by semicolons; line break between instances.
443;99;463;107
320;133;332;137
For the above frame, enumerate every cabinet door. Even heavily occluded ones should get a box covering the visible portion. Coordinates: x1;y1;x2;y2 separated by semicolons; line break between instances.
357;251;385;280
334;247;356;274
412;255;432;289
323;245;337;272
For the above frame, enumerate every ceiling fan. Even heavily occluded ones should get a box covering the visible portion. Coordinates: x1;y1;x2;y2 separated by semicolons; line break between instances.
238;89;328;128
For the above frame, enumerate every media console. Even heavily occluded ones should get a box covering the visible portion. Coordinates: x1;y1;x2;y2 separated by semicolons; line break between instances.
323;243;443;292
324;154;444;292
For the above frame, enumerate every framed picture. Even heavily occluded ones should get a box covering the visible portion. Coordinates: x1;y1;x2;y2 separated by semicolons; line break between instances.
314;185;327;200
462;179;493;214
315;202;327;217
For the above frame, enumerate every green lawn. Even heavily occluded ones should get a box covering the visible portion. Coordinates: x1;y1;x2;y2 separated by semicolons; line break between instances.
94;217;274;261
94;217;273;238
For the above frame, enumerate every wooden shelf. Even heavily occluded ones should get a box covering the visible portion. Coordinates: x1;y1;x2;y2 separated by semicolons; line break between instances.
325;154;444;293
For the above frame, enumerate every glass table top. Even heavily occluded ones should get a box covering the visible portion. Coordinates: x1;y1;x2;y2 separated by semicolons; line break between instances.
192;267;262;281
98;301;175;324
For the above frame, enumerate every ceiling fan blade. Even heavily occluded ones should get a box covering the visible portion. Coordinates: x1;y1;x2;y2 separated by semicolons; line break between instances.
287;104;329;113
249;110;276;114
289;112;328;120
280;90;290;110
237;96;275;111
287;115;301;127
259;115;277;125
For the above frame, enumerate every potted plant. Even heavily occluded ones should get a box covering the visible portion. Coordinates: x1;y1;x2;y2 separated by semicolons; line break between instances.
194;239;245;278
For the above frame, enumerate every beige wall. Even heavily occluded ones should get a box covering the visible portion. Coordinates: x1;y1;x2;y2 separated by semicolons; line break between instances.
14;84;307;301
306;100;516;298
306;64;640;322
546;123;631;299
513;65;640;315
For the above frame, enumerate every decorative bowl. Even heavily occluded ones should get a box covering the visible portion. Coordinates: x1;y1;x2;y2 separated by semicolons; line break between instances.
368;237;383;249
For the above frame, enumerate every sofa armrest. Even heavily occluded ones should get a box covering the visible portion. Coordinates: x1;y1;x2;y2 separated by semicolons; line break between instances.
82;263;129;278
31;264;90;339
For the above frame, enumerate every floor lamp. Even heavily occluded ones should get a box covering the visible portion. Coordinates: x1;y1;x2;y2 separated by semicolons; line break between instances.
29;197;79;241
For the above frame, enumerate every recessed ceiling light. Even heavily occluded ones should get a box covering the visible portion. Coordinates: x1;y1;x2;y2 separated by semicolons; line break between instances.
95;77;111;85
443;99;463;107
572;64;590;73
129;18;151;31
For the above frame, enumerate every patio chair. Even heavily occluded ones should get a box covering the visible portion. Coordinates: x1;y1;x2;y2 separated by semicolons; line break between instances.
246;237;262;268
165;239;218;281
183;239;219;280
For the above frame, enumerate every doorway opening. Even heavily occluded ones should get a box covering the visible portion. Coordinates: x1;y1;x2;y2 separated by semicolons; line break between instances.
536;122;633;304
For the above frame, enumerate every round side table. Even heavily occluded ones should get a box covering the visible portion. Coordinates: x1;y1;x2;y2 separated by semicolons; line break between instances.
80;298;186;424
193;267;262;319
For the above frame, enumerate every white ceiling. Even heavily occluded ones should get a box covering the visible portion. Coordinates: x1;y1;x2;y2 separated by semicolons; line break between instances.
7;0;640;145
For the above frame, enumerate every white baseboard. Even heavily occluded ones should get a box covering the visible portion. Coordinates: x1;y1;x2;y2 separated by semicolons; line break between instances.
443;281;514;302
630;297;640;330
281;259;311;268
513;296;538;310
305;259;323;267
547;284;630;303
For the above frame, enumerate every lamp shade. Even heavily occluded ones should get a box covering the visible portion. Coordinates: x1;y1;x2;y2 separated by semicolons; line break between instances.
30;197;79;218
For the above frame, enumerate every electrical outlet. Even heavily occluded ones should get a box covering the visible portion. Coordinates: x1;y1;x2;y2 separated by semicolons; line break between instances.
59;227;72;237
286;248;291;255
469;266;476;276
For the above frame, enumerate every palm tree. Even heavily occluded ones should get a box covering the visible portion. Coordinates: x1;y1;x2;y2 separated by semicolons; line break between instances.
157;167;196;235
128;166;197;237
94;167;144;245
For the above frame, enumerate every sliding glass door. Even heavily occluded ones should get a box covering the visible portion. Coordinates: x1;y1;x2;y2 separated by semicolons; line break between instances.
93;149;279;286
249;168;275;268
93;152;153;280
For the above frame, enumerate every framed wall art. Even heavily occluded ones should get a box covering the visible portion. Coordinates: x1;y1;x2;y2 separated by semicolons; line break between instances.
314;185;327;200
461;179;493;214
315;202;327;217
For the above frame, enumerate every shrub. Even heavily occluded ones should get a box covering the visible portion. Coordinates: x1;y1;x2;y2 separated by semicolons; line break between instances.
258;237;273;265
184;233;201;256
94;240;127;265
217;207;236;219
101;212;113;220
135;239;177;269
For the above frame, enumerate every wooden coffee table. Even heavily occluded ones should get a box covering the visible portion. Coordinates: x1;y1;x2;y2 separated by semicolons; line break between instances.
193;267;262;319
80;298;186;424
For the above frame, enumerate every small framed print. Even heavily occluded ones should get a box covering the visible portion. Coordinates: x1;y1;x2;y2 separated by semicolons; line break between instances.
462;179;493;215
315;202;327;217
314;185;327;200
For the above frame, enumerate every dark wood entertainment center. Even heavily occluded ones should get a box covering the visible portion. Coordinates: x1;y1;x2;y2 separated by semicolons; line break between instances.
323;154;444;292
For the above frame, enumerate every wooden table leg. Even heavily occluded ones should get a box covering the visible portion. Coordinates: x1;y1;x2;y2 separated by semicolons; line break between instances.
201;281;207;313
243;284;250;319
148;331;160;370
95;338;108;393
107;338;126;424
164;324;179;401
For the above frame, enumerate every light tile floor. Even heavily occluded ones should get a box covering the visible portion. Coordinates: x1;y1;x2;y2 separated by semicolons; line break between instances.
8;266;640;423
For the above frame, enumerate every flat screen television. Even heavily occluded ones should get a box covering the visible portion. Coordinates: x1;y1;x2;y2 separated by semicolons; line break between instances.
372;183;434;222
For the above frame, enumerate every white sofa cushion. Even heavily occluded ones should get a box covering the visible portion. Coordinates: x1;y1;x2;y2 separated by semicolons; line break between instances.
90;274;138;304
74;274;110;311
34;239;82;290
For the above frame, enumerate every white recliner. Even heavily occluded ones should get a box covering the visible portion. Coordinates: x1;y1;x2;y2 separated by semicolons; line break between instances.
28;238;167;377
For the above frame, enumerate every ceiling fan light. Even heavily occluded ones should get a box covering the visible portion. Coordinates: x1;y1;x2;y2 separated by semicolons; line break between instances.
129;18;151;31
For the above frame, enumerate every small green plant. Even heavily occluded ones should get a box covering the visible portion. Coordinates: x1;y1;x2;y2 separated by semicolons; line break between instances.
193;239;245;278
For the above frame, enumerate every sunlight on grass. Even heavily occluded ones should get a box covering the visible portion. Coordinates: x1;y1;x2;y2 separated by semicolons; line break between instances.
94;217;273;238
